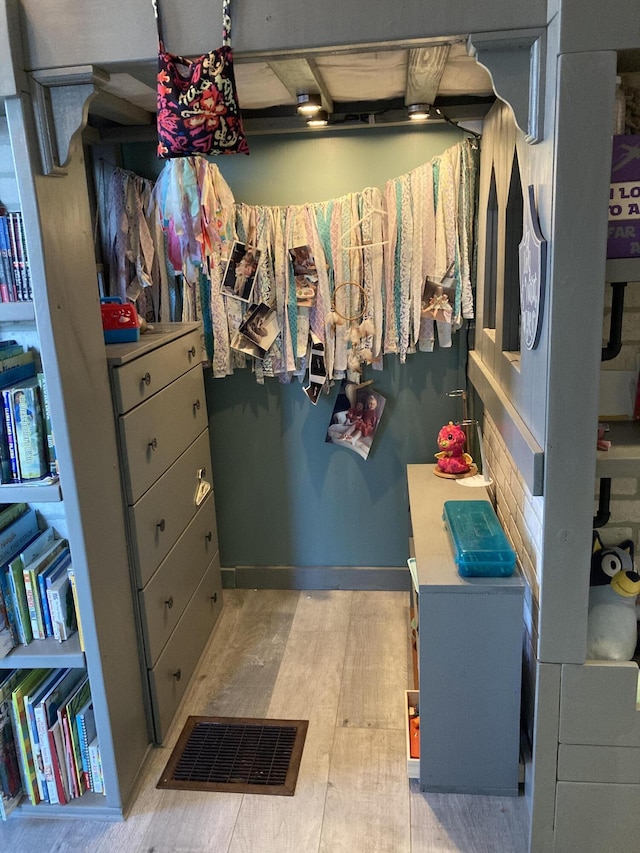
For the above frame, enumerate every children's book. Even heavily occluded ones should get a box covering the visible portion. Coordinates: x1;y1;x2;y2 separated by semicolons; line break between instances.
64;677;91;797
4;526;55;645
10;668;50;805
23;669;62;802
7;378;47;481
22;538;68;640
34;668;84;805
0;510;40;656
49;718;69;803
88;736;102;794
41;549;72;640
75;700;96;792
0;669;22;819
47;556;75;642
36;373;57;477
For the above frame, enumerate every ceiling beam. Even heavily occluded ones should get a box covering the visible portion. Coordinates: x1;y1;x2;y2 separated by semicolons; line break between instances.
267;57;334;113
405;44;451;106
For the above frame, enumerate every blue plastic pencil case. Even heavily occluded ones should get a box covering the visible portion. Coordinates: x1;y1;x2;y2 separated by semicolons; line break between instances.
443;500;516;578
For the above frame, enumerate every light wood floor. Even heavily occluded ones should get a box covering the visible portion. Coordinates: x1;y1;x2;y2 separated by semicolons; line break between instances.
3;590;530;852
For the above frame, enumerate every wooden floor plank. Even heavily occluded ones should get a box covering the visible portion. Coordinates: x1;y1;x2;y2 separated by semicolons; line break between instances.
337;591;410;729
320;726;411;853
409;782;530;852
3;590;531;853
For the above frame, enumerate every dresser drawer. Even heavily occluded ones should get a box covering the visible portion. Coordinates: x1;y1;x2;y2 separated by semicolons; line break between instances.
128;429;214;587
118;365;207;504
138;492;218;665
147;554;223;743
110;327;202;415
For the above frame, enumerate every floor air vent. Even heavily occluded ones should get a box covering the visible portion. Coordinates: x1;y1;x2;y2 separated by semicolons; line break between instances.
157;716;309;796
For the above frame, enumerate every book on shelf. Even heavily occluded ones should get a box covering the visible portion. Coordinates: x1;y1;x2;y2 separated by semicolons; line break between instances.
22;537;69;641
36;373;57;478
66;564;84;652
75;699;96;793
4;526;55;645
47;557;76;642
0;669;22;820
10;668;50;805
0;216;18;302
7;213;29;302
58;675;90;799
24;668;63;803
87;736;103;795
6;378;48;482
34;668;84;805
0;509;40;656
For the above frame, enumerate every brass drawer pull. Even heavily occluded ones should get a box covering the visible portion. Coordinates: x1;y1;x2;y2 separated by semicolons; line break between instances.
142;371;151;386
165;595;174;609
205;530;212;542
188;345;196;358
148;437;158;451
172;668;181;681
211;592;218;603
157;518;166;532
193;398;201;413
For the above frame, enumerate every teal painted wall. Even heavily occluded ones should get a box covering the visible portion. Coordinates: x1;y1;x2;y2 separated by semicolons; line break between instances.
123;123;469;569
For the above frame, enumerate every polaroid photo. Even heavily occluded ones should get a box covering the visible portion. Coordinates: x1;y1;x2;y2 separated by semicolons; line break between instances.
221;241;261;302
325;382;385;461
238;302;280;356
303;340;327;405
421;276;456;323
289;245;318;278
295;275;317;308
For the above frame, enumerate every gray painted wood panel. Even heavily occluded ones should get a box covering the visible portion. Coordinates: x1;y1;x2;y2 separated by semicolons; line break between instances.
127;427;214;585
108;325;201;413
147;552;223;742
139;493;218;666
117;364;208;503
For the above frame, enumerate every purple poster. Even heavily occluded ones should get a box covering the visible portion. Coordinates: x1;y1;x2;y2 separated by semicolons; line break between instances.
608;134;640;259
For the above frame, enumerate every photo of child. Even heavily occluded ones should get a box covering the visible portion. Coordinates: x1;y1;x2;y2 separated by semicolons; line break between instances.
221;241;261;302
421;276;456;323
326;382;385;460
289;245;318;277
237;302;280;356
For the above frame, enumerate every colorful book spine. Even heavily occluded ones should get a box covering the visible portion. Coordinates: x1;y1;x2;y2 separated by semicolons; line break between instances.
1;389;19;482
5;560;32;644
4;213;20;302
8;214;26;302
10;380;48;481
67;565;84;652
10;669;49;805
0;216;13;304
88;736;102;794
36;373;57;477
14;213;31;301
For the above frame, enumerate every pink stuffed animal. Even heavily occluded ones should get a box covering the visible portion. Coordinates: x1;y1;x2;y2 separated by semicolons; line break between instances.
435;421;472;475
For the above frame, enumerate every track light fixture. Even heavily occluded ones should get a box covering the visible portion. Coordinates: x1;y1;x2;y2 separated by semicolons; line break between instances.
408;103;431;121
297;93;322;115
307;110;329;127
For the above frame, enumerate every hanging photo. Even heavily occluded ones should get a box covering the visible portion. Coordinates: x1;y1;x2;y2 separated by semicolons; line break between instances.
295;277;317;308
325;381;385;461
221;241;261;302
237;302;280;356
303;337;327;405
421;276;455;323
289;245;318;278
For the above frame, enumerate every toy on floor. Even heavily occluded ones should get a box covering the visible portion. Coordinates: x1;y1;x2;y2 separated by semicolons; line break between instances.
587;532;640;661
434;421;476;478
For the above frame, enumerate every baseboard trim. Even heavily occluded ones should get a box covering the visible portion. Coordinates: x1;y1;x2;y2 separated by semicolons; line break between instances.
221;565;411;591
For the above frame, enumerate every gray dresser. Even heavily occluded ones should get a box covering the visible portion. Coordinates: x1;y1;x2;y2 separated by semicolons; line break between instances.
107;323;223;743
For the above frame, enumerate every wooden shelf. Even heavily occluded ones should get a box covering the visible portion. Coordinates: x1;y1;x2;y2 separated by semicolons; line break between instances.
0;478;61;502
596;420;640;477
0;631;84;669
0;302;35;322
606;258;640;283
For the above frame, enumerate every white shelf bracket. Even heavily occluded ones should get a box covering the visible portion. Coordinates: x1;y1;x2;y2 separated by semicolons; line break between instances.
29;65;110;176
467;29;546;144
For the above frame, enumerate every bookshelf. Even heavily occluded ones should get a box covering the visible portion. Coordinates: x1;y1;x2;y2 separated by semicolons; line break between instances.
1;60;149;819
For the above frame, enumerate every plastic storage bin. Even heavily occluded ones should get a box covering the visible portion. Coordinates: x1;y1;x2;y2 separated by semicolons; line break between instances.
100;297;141;343
443;499;516;577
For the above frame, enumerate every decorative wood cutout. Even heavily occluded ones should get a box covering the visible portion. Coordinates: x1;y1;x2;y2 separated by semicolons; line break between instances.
519;184;547;350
